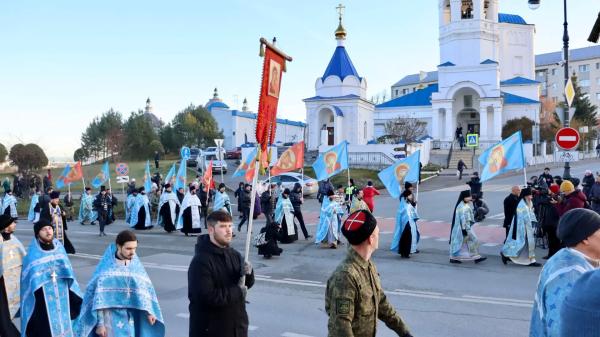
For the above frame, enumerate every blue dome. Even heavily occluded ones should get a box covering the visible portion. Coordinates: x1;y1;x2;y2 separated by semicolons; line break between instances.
206;101;229;112
322;46;360;81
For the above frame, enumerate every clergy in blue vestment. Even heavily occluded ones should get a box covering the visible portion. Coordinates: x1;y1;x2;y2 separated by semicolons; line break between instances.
156;184;180;233
391;189;419;258
75;230;164;337
501;187;541;267
1;190;17;218
315;190;344;248
130;187;152;230
529;209;600;337
275;188;297;244
449;190;487;264
28;190;41;222
79;187;97;225
176;185;202;236
125;189;138;225
0;215;26;337
212;183;231;214
21;218;82;337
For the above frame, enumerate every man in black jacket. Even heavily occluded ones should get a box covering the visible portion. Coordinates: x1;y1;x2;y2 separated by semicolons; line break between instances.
238;184;252;232
260;183;277;226
289;182;311;240
188;210;254;337
503;185;521;240
93;186;109;237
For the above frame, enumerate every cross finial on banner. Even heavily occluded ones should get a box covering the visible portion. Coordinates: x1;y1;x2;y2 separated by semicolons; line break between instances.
336;3;345;21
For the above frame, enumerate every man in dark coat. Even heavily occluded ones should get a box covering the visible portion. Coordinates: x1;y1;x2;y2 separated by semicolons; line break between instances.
539;168;554;189
466;172;482;198
582;170;595;199
260;183;277;226
238;184;252;232
188;210;254;337
93;186;109;237
457;159;467;180
289;182;311;240
503;185;520;240
539;184;561;258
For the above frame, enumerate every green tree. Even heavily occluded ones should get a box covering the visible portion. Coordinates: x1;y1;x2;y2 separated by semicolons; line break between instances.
159;123;178;154
171;105;223;149
148;140;165;155
122;110;160;159
73;147;89;162
80;109;124;160
569;74;598;150
0;143;7;164
9;143;48;173
502;117;534;141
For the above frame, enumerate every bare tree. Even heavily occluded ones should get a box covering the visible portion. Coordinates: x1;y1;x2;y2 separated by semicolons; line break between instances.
383;117;427;143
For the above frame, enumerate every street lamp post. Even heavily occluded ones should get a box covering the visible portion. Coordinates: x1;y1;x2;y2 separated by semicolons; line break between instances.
529;0;571;178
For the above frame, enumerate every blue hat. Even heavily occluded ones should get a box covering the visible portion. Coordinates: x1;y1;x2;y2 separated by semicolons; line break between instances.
560;269;600;336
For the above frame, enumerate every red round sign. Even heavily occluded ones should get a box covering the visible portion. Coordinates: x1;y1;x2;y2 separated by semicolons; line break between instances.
555;127;580;150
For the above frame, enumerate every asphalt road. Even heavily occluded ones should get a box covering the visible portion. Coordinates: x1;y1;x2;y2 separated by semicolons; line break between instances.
12;158;600;337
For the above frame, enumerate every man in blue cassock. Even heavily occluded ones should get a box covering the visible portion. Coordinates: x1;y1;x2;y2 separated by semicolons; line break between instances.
449;190;487;264
75;230;164;337
529;209;600;337
391;189;419;258
213;183;231;214
1;190;17;218
79;187;97;225
20;218;82;337
28;189;41;222
125;189;139;225
315;190;344;249
130;187;152;230
501;187;541;267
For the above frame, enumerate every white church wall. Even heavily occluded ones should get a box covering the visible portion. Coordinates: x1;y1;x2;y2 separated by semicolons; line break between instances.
498;23;535;80
500;84;540;101
211;108;234;149
273;123;305;144
315;76;366;98
502;104;540;124
437;67;500;100
233;117;256;147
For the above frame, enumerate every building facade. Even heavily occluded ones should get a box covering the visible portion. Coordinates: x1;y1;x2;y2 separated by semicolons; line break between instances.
206;89;306;150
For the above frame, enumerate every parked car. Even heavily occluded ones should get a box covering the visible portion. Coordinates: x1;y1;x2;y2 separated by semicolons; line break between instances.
261;172;318;197
203;154;228;174
204;146;225;159
186;148;201;167
225;147;241;159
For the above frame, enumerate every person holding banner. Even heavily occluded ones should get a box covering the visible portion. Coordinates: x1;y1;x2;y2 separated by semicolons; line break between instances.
130;187;153;230
391;189;420;258
449;190;487;264
501;187;542;267
79;187;97;225
1;190;17;218
157;183;180;233
177;184;202;236
316;190;345;249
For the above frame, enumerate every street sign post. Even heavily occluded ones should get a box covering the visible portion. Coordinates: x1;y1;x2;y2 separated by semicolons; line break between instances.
116;176;130;183
180;146;191;160
115;163;129;176
555;127;580;150
214;139;224;183
466;133;479;147
565;77;575;107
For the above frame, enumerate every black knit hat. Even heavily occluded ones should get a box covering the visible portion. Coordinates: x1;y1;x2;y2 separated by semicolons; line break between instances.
404;181;413;190
342;210;377;245
49;191;60;199
520;187;532;198
0;214;16;231
459;189;471;201
34;218;53;237
558;208;600;247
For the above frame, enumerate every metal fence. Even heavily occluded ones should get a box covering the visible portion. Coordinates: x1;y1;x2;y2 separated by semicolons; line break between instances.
347;152;396;170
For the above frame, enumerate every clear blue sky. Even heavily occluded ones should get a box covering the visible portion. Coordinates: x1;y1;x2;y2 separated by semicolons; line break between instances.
0;1;597;159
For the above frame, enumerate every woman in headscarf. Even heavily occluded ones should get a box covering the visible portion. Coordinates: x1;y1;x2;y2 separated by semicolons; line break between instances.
501;187;541;266
449;190;487;264
391;189;420;258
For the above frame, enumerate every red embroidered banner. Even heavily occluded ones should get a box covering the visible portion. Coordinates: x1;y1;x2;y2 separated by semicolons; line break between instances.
256;38;292;154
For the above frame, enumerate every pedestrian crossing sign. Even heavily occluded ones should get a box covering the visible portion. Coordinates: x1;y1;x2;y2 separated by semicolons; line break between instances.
466;133;478;147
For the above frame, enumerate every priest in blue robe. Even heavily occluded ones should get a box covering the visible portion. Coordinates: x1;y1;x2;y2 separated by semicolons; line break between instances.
315;190;344;248
501;187;541;267
20;218;82;337
212;183;231;214
125;189;138;225
0;215;26;337
449;190;487;264
28;190;41;222
1;190;17;218
275;188;297;243
130;187;152;230
79;187;97;225
391;189;419;258
530;208;600;337
75;230;164;337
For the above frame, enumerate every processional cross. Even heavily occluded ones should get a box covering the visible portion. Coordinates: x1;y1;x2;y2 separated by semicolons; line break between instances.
336;3;345;22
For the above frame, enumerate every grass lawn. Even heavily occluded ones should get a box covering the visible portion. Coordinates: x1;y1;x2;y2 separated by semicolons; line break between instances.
0;160;198;193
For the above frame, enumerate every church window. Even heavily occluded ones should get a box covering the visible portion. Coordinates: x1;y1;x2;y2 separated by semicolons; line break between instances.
596;62;600;70
551;69;556;76
579;64;590;73
580;79;590;87
395;89;399;97
461;0;473;19
464;95;473;108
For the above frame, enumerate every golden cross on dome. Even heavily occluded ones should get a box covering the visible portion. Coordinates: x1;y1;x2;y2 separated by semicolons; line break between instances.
336;3;345;21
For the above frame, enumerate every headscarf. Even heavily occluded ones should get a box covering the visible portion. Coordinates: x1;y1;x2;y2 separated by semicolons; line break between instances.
450;190;471;239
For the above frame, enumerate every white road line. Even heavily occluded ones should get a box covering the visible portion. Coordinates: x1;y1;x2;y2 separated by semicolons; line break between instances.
281;332;315;337
461;295;533;304
435;238;448;242
394;289;443;296
482;243;501;247
430;220;445;223
386;290;532;308
420;236;431;240
255;277;325;288
380;231;393;234
176;313;189;319
249;325;259;331
283;278;322;285
488;213;504;219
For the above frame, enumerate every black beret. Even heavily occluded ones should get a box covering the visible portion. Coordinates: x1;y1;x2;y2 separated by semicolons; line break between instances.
342;210;377;245
558;208;600;247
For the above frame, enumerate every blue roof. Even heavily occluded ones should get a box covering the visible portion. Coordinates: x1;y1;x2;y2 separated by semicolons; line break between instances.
536;45;600;66
393;71;438;87
377;84;438;108
480;59;499;65
322;46;361;81
303;94;361;101
206;101;229;112
438;61;455;67
500;76;540;86
333;106;344;117
498;13;528;25
231;110;306;127
501;92;539;105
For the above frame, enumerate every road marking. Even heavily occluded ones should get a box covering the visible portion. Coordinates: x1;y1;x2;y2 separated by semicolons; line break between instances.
386;290;532;308
488;213;504;220
283;278;322;284
281;333;315;337
420;236;431;240
394;289;443;296
380;231;393;234
176;313;189;319
254;276;325;288
435;238;448;242
249;325;259;331
482;243;501;247
430;220;445;223
461;295;533;304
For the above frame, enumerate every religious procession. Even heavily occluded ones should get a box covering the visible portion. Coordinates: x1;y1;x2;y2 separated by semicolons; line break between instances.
3;1;600;337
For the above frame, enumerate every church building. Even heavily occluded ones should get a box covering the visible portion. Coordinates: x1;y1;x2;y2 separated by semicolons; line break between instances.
306;0;541;152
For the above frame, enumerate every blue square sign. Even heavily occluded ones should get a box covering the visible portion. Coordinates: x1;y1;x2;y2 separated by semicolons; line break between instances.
466;134;478;147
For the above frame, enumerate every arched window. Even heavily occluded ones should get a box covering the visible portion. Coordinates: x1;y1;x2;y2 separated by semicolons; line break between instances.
461;0;473;19
363;121;368;140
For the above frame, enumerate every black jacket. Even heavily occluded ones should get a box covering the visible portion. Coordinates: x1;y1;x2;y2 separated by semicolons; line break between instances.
188;235;255;337
503;194;519;228
537;194;559;229
93;194;109;213
239;190;251;211
289;189;303;211
466;177;482;197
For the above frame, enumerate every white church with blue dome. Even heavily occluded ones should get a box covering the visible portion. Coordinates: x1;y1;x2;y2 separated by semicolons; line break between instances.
306;0;541;153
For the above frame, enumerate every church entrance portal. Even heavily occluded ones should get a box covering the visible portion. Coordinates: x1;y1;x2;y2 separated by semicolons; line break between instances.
318;107;335;146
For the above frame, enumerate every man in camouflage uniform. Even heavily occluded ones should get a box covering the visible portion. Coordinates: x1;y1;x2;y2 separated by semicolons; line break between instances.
326;210;413;337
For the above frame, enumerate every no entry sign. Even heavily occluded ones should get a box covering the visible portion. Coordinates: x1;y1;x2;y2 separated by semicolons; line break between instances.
555;127;580;150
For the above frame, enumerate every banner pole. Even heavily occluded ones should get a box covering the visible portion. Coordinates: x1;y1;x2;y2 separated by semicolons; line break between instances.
523;166;528;186
242;147;261;285
415;181;420;212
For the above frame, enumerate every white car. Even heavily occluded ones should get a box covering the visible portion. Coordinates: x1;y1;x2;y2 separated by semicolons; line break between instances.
204;147;226;160
202;154;228;174
261;172;318;197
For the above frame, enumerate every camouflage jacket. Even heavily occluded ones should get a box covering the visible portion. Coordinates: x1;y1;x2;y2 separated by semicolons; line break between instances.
325;247;410;337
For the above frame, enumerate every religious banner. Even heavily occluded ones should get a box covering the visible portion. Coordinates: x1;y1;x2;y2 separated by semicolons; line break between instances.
256;37;293;154
478;131;525;183
143;160;152;192
164;163;177;186
91;162;110;188
56;164;72;189
271;141;305;176
377;150;420;199
312;141;349;181
203;161;214;192
63;161;83;186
